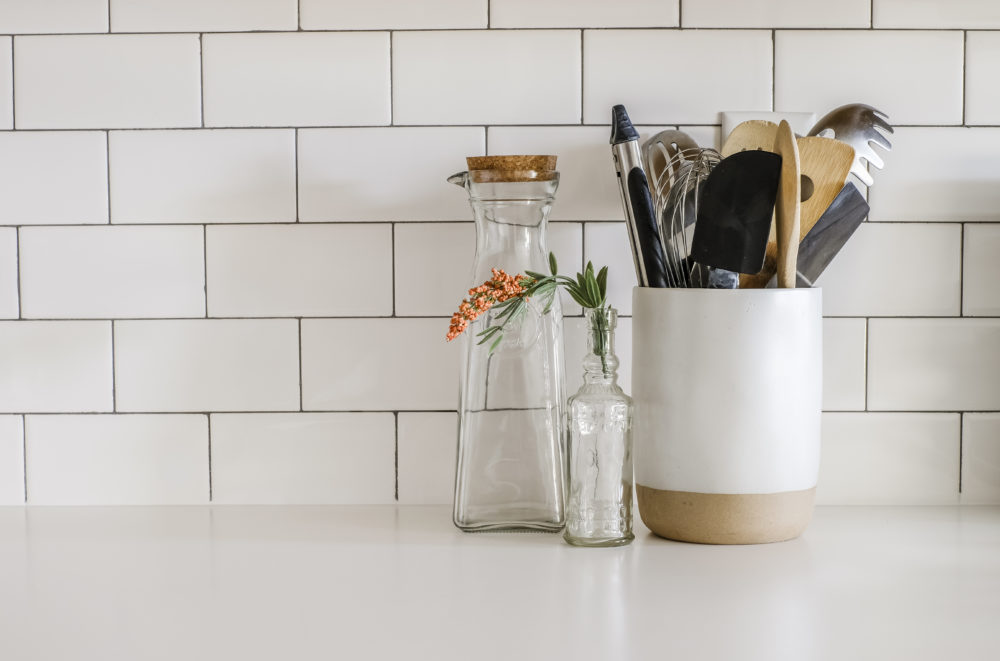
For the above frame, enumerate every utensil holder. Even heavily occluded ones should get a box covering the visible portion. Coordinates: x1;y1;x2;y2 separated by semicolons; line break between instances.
632;287;822;544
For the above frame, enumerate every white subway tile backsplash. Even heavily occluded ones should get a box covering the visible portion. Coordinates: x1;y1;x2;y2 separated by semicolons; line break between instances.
584;30;772;125
0;38;11;130
0;416;24;504
393;30;581;125
869;128;1000;222
25;414;208;505
393;222;582;317
0;0;108;34
0;228;17;318
684;0;870;27
298;127;483;222
584;222;638;316
965;32;1000;126
961;413;1000;504
816;223;961;317
963;224;1000;316
869;319;1000;411
203;32;390;127
19;226;205;319
0;131;107;225
397;412;456;505
874;0;1000;28
114;320;300;412
109;129;296;223
14;35;200;129
301;0;486;29
111;0;298;32
0;321;112;413
817;413;960;505
207;224;392;317
678;125;722;152
491;0;676;28
211;413;395;504
302;319;458;411
775;31;963;125
487;126;623;221
823;318;867;411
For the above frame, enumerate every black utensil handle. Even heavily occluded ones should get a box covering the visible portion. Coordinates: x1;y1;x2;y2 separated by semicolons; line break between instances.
627;167;669;288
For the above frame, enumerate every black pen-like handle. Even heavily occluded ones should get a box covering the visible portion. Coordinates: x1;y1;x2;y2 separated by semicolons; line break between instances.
627;167;669;288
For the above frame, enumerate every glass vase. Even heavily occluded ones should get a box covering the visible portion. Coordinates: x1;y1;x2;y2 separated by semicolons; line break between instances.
564;306;634;547
449;156;568;532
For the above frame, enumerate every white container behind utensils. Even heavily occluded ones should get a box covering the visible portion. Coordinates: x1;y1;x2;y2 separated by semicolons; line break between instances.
631;287;822;544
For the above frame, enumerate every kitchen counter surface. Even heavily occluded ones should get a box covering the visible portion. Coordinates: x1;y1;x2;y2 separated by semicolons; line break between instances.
0;505;997;660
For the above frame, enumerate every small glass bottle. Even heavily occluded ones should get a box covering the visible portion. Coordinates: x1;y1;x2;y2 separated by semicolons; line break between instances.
565;306;634;547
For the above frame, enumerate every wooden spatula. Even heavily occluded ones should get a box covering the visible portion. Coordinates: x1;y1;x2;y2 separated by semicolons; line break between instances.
720;120;777;158
796;136;854;238
773;120;800;289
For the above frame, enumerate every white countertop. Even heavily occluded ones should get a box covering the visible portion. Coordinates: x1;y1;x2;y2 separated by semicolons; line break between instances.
1;505;998;660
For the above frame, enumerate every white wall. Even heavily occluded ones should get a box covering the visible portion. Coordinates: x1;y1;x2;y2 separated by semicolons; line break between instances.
0;0;998;506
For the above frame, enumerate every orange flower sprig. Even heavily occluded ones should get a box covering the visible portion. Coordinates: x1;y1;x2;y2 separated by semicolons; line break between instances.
446;267;533;344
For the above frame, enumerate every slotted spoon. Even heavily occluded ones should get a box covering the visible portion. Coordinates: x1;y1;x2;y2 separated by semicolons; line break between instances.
807;103;892;187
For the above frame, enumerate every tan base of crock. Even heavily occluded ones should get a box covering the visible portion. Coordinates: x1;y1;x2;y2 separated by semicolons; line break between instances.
636;484;816;545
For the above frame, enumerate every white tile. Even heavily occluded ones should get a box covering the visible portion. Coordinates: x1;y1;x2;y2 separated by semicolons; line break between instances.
563;315;632;396
0;416;24;505
0;131;107;225
393;30;580;125
966;32;1000;126
110;129;296;223
869;319;1000;411
14;35;200;129
0;38;11;130
115;320;299;412
874;0;1000;28
678;125;722;152
302;319;458;410
394;222;582;317
584;30;772;124
206;224;392;317
203;32;390;127
584;222;638;316
962;413;1000;504
0;0;108;33
823;318;866;412
816;223;961;317
684;0;870;27
211;413;394;504
491;0;676;27
0;321;112;413
0;228;16;318
298;127;483;222
964;224;1000;316
869;128;1000;222
20;226;204;319
775;31;963;126
817;413;960;505
487;126;623;221
397;412;456;505
301;0;486;29
112;0;297;32
25;414;208;505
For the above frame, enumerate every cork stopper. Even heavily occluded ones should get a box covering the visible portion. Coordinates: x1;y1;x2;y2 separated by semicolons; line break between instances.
466;155;558;183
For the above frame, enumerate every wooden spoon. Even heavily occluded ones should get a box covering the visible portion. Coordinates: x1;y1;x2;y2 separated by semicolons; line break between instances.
720;120;777;158
773;120;800;289
796;136;855;238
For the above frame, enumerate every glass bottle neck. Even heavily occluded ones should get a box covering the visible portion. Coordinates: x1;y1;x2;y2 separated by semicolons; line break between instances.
584;307;619;385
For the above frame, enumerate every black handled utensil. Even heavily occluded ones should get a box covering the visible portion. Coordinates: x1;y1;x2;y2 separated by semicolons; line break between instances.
689;150;782;274
794;182;868;287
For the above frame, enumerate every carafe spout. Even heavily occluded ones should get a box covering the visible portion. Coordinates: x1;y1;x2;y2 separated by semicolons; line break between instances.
447;171;468;187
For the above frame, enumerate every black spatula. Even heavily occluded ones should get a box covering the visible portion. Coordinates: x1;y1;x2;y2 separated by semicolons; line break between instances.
690;150;782;274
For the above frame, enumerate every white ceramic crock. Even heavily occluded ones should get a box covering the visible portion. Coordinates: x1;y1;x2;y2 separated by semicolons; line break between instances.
632;287;823;544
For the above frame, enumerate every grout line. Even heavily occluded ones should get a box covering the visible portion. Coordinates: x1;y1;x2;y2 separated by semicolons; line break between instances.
9;408;993;416
394;411;399;501
958;412;964;494
298;318;304;411
15;226;21;319
388;31;394;126
110;321;117;412
770;29;776;111
293;128;300;221
579;29;584;124
391;223;396;316
21;414;26;503
959;223;965;316
107;0;112;32
198;33;205;128
864;318;870;411
678;0;683;27
487;0;491;29
962;31;968;126
8;37;13;128
105;131;112;223
869;0;874;28
202;225;208;317
297;0;302;31
207;413;213;501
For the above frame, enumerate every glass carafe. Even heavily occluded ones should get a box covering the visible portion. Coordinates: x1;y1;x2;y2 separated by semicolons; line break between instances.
449;156;567;532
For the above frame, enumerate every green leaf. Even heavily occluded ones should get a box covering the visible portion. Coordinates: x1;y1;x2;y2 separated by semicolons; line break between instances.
585;271;601;307
567;288;590;308
548;252;558;276
489;335;503;354
525;270;547;281
597;266;608;298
